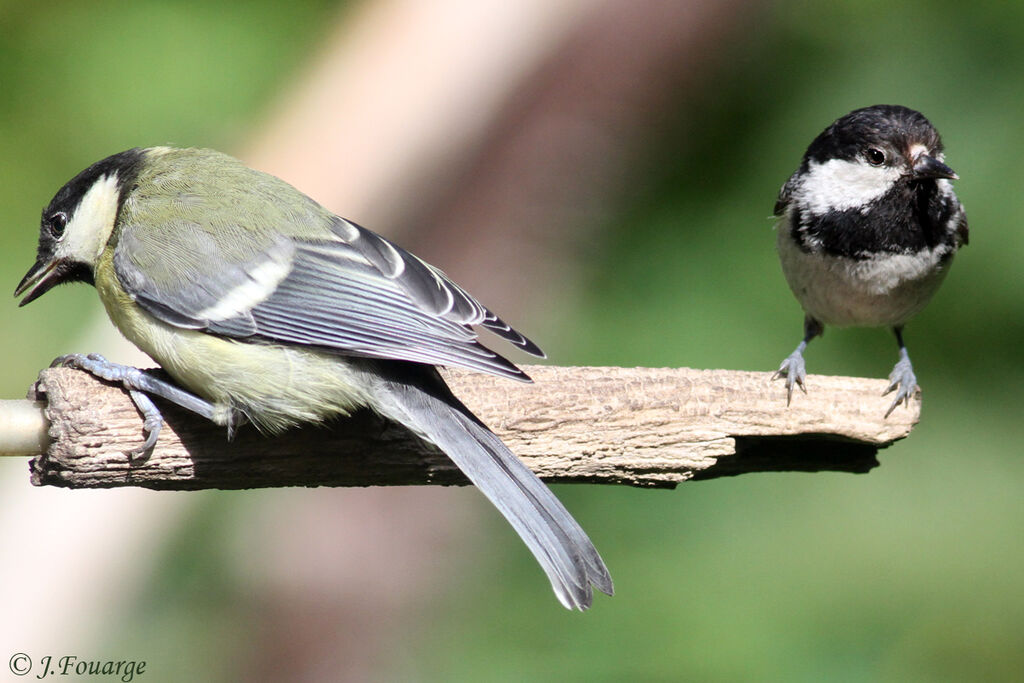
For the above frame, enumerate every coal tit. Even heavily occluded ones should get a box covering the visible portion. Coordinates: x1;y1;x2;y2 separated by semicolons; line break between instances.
772;105;968;415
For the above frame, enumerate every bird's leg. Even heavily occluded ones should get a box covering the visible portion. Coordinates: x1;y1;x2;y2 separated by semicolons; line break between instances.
773;316;824;404
50;353;216;460
882;327;918;417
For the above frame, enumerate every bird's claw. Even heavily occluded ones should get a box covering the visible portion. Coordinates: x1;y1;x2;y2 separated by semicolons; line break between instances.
51;352;107;369
883;355;918;418
773;351;808;405
125;390;162;462
50;353;164;460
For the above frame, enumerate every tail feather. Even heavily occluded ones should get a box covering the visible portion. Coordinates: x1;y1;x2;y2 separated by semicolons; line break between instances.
366;364;612;609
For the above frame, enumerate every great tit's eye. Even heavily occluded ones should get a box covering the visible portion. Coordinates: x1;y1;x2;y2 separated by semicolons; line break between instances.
865;148;886;166
48;211;68;238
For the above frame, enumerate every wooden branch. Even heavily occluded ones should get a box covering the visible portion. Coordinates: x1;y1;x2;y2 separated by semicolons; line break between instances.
15;365;920;490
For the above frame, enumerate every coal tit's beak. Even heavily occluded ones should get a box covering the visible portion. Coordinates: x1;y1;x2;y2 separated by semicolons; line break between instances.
15;257;61;306
912;154;958;181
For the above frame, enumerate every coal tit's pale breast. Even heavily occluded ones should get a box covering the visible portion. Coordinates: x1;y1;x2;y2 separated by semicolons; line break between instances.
776;212;955;327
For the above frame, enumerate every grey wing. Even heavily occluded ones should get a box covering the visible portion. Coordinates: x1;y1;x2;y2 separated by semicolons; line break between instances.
774;170;801;217
113;216;543;381
326;217;543;357
955;209;969;247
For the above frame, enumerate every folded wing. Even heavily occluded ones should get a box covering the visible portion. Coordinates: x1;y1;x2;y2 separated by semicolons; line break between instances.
113;215;543;380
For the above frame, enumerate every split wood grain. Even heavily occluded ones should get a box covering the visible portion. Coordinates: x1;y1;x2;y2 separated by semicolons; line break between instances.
26;365;919;490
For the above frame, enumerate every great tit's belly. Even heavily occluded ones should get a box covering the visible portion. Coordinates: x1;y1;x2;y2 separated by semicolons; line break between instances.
776;227;953;327
95;256;372;432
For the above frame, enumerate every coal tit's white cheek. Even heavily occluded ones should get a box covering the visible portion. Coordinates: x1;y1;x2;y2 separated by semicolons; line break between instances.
57;174;121;266
796;158;902;214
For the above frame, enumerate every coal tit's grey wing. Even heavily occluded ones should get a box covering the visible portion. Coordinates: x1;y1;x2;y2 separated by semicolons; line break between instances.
774;169;803;217
953;204;969;247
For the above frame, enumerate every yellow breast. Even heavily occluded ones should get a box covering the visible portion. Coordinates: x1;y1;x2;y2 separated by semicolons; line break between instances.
93;248;371;433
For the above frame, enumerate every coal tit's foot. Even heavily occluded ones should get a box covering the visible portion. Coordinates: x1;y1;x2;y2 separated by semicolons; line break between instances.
772;346;808;405
50;353;216;460
882;350;918;418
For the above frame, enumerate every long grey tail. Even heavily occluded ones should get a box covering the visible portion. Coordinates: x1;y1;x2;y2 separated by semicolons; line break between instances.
362;362;613;610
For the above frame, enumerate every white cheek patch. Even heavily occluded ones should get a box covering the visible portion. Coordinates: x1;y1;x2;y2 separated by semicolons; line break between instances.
796;158;902;214
59;174;121;266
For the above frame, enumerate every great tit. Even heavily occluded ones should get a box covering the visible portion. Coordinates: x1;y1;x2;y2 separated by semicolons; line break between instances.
772;105;968;415
15;146;612;610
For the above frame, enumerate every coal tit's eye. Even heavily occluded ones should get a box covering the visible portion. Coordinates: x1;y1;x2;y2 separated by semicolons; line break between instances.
48;212;68;238
865;148;886;166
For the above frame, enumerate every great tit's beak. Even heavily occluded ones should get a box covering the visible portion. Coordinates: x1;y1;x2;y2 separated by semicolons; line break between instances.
15;257;61;306
913;154;958;181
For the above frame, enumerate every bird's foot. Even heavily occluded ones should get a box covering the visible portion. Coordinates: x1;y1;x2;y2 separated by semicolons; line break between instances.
772;349;808;405
52;354;164;460
50;353;216;460
882;354;918;418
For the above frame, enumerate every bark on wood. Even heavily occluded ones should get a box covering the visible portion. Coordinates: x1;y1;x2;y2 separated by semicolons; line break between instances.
26;365;920;490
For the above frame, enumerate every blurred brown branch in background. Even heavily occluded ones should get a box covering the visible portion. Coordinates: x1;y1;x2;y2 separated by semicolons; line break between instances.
247;0;753;319
236;0;758;677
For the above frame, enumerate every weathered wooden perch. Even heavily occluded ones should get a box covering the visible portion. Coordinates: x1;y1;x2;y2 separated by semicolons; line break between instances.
14;365;918;490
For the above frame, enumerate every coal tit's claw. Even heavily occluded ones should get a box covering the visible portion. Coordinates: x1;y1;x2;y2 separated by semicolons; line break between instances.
883;354;918;417
773;351;808;405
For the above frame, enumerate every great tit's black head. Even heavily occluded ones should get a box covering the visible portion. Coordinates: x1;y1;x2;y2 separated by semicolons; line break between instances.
16;148;146;306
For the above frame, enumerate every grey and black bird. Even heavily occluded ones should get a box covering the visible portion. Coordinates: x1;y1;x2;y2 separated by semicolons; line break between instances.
15;146;613;609
772;105;968;414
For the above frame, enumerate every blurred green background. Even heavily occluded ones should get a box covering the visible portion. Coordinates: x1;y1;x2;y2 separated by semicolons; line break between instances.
2;0;1022;680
